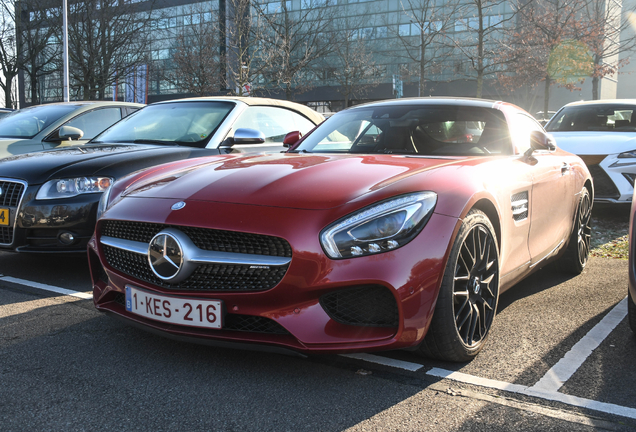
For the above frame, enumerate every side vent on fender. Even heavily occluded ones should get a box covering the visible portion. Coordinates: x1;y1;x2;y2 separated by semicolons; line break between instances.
511;191;529;222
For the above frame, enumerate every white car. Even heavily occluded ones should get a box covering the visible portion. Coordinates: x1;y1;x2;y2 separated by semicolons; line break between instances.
546;100;636;204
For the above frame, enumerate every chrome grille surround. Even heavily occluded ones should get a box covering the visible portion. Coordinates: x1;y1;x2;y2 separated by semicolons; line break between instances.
100;221;292;292
0;178;28;246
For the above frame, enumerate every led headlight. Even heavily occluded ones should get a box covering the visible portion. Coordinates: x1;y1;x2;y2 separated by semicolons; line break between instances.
36;177;113;200
320;192;437;259
618;150;636;158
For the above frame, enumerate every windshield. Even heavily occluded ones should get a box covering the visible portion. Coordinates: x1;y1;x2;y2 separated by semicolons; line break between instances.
0;104;77;139
94;101;235;146
295;105;511;156
546;105;636;132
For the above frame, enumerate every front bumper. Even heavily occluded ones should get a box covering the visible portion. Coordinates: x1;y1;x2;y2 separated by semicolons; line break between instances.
90;198;460;354
587;154;636;203
3;183;101;253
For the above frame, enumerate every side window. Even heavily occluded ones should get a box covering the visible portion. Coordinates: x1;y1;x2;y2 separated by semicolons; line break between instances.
63;108;122;140
232;106;315;143
510;113;544;154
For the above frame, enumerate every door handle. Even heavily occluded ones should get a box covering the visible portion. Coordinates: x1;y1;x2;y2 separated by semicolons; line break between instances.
561;163;570;175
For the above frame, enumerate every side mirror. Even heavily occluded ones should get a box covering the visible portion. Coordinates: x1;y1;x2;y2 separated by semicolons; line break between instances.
232;128;265;145
530;131;556;151
283;131;302;147
58;125;84;141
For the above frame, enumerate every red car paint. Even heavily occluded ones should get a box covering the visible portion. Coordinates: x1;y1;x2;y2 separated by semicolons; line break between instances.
89;98;592;356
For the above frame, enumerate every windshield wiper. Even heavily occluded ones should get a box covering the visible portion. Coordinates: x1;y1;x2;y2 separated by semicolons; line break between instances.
132;139;175;145
289;149;311;153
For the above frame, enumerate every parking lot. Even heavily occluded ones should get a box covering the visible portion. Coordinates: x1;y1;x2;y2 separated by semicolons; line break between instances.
1;214;635;431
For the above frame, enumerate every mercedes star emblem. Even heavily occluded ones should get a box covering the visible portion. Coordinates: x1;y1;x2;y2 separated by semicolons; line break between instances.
171;201;186;210
148;232;183;281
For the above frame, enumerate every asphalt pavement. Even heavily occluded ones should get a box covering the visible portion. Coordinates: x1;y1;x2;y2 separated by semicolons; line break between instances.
1;252;634;431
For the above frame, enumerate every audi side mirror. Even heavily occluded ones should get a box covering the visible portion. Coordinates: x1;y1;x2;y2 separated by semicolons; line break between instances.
58;125;84;141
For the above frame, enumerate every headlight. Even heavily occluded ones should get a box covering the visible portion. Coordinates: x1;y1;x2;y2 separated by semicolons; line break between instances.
320;192;437;259
618;150;636;158
36;177;113;200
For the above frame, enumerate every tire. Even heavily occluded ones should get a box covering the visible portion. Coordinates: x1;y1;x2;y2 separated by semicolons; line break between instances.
418;209;500;362
629;289;636;334
557;187;592;275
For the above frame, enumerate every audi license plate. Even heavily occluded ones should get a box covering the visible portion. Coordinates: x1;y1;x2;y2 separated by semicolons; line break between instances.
125;286;223;329
0;208;8;226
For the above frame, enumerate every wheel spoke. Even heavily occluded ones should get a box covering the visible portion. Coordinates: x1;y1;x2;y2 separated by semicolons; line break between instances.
452;222;500;348
455;296;470;322
467;303;480;345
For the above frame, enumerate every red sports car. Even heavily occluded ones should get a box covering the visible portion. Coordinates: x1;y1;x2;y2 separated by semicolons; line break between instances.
89;98;593;361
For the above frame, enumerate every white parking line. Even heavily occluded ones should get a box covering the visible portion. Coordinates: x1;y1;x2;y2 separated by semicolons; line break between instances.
0;275;92;299
530;297;628;393
3;275;633;419
340;353;423;371
428;367;636;420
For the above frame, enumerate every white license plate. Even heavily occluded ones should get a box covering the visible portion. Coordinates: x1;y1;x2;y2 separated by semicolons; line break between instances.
125;286;223;329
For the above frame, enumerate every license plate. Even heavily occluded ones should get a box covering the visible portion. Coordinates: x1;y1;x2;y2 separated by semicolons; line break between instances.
125;286;223;329
0;208;8;226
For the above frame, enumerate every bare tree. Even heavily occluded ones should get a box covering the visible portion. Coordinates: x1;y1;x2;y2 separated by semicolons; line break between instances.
390;0;458;96
321;16;380;108
224;0;274;96
0;0;19;107
168;4;222;96
64;0;154;100
15;0;60;104
451;0;520;97
255;0;337;100
497;0;589;115
581;0;636;99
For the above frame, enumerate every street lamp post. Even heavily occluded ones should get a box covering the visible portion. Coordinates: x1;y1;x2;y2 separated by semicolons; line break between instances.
62;0;69;102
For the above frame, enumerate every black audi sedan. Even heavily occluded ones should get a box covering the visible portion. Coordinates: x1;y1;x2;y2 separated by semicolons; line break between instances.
0;97;323;253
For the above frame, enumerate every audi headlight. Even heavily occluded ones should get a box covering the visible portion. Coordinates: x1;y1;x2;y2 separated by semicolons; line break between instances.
36;177;113;200
320;192;437;259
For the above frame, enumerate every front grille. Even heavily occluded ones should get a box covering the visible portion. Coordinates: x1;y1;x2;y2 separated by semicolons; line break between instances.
588;164;620;199
102;221;292;257
0;181;25;207
111;293;289;334
0;180;26;245
104;245;288;292
0;227;11;244
101;221;292;292
320;285;399;327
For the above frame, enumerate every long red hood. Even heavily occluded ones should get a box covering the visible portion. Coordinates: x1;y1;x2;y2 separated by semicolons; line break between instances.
122;153;476;210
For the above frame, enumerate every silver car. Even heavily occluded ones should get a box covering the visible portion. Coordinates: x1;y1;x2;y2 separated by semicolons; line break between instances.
0;101;144;159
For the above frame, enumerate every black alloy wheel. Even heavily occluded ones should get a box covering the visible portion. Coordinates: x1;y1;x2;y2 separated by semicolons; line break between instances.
452;223;499;348
418;209;500;362
557;187;592;274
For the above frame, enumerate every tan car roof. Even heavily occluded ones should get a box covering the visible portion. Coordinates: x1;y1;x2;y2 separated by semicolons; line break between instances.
161;96;325;125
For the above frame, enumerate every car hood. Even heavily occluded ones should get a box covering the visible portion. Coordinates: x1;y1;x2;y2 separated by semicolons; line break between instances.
550;132;636;155
0;143;211;184
122;153;472;210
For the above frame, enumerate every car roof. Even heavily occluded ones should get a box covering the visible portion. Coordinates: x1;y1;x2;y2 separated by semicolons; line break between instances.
347;97;520;111
153;96;325;125
26;101;145;108
562;99;636;107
